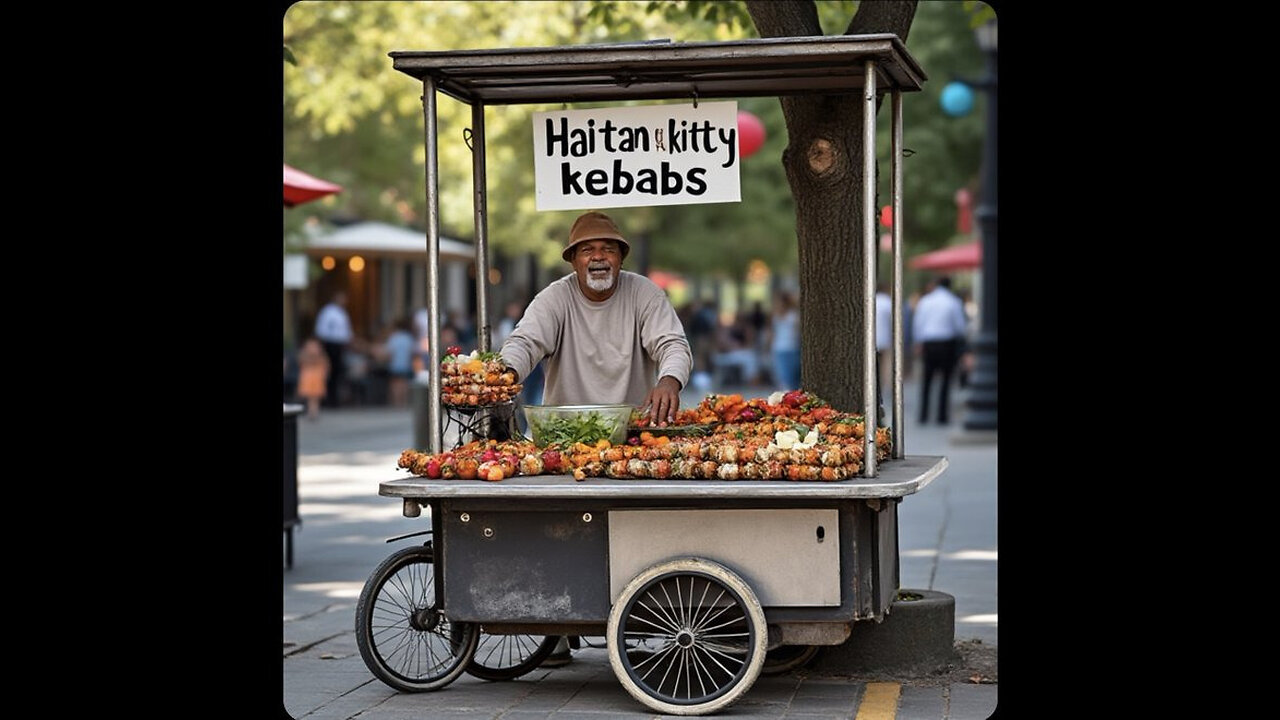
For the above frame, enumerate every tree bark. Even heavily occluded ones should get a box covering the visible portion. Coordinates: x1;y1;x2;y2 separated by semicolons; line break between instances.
745;0;916;414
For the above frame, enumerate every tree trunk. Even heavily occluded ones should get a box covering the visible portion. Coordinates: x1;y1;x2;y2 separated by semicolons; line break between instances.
745;0;916;414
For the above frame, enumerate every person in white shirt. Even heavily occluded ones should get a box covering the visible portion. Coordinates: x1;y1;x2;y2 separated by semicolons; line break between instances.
314;290;353;407
911;277;967;424
875;285;892;411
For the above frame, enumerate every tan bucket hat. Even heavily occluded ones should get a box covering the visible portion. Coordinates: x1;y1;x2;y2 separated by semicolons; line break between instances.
562;211;631;262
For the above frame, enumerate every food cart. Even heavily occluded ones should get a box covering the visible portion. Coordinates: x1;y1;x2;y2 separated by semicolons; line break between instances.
355;35;945;716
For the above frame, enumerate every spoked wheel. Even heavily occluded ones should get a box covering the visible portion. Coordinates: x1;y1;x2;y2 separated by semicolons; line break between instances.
355;544;479;692
607;558;767;716
761;645;821;675
466;632;559;681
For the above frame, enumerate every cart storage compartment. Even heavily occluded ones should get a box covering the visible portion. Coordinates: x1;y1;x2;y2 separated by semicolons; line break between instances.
441;507;610;622
608;509;840;607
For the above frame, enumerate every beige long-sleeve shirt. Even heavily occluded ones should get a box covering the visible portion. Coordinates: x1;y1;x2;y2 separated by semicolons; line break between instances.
499;271;692;407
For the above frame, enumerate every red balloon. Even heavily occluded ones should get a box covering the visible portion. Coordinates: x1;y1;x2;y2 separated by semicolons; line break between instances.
737;111;765;159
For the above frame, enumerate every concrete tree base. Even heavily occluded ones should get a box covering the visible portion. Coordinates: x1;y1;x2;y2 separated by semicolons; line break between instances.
810;589;957;674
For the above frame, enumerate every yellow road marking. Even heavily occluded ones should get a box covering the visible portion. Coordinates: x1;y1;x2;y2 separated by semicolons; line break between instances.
854;681;901;720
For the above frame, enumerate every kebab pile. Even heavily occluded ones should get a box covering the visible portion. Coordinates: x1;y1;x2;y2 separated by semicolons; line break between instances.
440;346;522;407
398;390;893;482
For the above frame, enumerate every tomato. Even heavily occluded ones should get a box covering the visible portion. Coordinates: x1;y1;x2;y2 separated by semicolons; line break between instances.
541;449;564;473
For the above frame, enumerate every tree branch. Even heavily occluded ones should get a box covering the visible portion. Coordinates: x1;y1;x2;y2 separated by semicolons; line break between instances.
744;0;822;37
846;0;918;42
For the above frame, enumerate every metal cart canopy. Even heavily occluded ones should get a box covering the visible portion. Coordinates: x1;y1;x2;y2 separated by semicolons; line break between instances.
390;35;926;105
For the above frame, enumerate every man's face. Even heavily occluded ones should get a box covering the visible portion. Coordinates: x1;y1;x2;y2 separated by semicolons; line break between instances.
571;239;622;299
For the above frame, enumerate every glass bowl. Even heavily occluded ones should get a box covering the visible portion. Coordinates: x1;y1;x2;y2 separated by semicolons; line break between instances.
522;404;633;447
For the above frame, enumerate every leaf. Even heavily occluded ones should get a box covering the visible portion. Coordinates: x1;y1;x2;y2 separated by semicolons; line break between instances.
283;45;297;66
961;1;997;29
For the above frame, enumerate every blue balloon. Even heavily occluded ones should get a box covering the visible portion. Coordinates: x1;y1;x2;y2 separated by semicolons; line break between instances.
941;82;975;117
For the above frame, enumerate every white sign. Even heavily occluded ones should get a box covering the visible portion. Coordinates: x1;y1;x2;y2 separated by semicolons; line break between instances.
533;101;741;211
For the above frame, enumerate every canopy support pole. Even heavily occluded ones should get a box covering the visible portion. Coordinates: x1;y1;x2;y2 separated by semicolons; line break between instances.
890;90;904;459
862;60;878;478
423;77;443;455
471;103;491;352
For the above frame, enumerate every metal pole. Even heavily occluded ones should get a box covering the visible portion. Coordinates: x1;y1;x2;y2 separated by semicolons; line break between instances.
890;90;904;459
862;60;878;478
963;36;998;433
423;78;443;455
471;103;491;353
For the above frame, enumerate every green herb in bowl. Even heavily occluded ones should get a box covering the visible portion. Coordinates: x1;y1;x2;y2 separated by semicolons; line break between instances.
523;404;631;447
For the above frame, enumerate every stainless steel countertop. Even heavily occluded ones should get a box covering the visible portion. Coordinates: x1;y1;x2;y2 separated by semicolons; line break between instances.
380;455;946;501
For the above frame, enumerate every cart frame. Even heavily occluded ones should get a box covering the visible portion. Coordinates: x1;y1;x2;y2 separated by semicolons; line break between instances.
358;34;939;715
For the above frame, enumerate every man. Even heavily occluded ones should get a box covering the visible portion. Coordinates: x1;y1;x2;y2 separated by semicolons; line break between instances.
911;276;968;425
499;210;692;426
314;290;353;408
500;212;692;668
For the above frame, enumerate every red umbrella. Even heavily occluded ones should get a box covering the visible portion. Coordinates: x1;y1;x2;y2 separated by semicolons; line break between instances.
908;241;981;272
284;163;343;207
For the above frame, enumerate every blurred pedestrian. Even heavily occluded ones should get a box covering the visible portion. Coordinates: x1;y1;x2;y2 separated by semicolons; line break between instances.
314;290;353;408
748;300;768;372
296;337;330;420
713;313;759;388
768;291;801;391
903;289;919;380
912;276;968;424
687;300;718;392
446;308;476;351
876;283;892;410
383;317;416;408
343;339;372;406
957;288;977;388
492;300;523;349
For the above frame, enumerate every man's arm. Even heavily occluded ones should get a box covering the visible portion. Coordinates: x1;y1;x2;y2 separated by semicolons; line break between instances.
637;288;693;424
498;289;562;381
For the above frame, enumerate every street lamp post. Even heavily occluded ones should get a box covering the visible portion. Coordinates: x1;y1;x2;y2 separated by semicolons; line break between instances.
963;19;998;432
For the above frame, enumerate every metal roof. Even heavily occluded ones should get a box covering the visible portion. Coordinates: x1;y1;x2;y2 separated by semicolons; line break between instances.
302;221;475;262
390;35;926;106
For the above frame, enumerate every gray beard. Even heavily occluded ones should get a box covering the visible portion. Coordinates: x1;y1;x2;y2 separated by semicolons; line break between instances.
586;272;615;293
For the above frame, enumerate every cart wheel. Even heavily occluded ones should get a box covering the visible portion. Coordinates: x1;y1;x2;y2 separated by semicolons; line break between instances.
761;645;821;675
607;558;767;716
465;632;559;681
355;544;479;692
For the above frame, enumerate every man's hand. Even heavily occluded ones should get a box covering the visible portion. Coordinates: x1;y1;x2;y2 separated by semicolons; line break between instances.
642;376;683;427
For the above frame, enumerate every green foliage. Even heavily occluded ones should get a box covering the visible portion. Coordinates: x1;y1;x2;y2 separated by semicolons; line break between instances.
884;1;985;259
283;1;984;288
962;1;997;28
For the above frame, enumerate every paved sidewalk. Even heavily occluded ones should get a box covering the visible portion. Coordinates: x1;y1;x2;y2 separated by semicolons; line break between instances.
283;380;997;718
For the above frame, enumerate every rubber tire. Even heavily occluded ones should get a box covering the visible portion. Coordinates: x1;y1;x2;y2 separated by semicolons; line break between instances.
761;645;821;675
466;633;560;681
355;544;479;692
607;557;767;716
